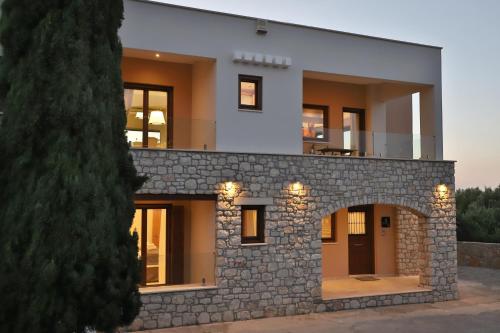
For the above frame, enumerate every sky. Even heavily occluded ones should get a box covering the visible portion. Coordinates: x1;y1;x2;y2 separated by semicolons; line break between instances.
153;0;500;189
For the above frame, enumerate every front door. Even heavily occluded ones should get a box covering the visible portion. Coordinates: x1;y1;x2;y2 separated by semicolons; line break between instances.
348;205;374;275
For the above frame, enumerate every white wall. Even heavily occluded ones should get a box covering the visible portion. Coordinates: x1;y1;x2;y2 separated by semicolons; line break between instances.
121;0;443;158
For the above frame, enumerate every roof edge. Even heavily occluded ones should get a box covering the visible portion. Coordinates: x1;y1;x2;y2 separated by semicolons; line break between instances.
131;0;443;50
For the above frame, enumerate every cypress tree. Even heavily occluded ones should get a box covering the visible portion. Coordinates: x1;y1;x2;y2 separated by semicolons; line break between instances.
0;1;145;332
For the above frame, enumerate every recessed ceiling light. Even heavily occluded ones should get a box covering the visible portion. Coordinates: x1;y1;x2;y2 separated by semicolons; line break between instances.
155;53;160;58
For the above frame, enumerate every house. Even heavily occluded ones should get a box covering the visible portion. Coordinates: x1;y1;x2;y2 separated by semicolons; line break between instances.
120;0;457;330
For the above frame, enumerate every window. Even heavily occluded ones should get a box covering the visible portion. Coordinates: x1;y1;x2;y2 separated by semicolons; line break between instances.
238;75;262;110
124;83;173;149
303;104;329;142
131;196;217;288
348;211;366;235
321;213;336;242
241;205;265;243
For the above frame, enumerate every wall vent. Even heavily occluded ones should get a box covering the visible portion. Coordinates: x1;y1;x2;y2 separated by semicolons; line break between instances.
256;19;268;35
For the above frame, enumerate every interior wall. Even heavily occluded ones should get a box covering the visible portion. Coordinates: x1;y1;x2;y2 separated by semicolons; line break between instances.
121;57;193;149
303;79;366;153
191;61;216;150
322;204;397;279
188;200;216;285
322;208;348;278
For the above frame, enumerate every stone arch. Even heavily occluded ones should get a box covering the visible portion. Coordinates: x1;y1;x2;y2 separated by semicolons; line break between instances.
314;195;431;220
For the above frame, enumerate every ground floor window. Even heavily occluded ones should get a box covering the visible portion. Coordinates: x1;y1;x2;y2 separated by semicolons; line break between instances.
131;195;216;288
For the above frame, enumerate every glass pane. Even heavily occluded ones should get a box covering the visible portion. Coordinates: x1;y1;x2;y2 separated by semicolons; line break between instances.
148;91;168;149
125;89;144;147
303;108;325;140
146;208;167;285
348;212;366;235
242;209;258;237
130;209;142;258
321;215;332;239
240;81;256;106
343;112;361;150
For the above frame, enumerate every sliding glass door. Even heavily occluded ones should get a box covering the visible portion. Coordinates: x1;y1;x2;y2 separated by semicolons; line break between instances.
130;204;184;286
124;83;173;149
343;108;366;156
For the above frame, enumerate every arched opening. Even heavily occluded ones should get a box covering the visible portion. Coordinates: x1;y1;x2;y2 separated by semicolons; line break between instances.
321;203;431;300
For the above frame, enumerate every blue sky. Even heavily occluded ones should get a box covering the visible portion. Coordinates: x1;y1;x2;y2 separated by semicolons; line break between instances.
154;0;500;188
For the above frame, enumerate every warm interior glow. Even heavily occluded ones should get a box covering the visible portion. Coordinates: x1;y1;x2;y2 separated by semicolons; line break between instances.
240;81;256;106
155;53;160;58
149;110;166;125
348;211;366;235
242;209;258;237
321;215;332;239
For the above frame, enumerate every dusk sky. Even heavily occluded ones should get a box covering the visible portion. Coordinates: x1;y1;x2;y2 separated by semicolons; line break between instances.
154;0;500;189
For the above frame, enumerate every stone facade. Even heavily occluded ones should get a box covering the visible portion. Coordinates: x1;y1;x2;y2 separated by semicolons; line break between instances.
126;148;458;330
458;241;500;269
396;208;421;275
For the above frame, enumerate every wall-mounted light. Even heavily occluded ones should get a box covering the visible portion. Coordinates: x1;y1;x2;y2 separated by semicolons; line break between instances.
437;184;448;199
155;53;160;58
290;181;304;195
224;181;238;198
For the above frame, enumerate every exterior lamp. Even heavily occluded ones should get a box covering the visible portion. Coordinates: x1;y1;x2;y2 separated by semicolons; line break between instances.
224;181;238;197
437;184;448;199
149;110;166;125
290;181;304;195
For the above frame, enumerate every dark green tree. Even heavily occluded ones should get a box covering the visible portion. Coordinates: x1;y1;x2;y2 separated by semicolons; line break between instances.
0;1;144;332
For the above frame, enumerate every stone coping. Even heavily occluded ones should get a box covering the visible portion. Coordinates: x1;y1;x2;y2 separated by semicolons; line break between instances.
130;147;456;164
322;287;433;300
139;284;218;295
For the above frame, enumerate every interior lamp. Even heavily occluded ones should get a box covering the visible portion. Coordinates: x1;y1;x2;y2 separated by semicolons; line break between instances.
135;111;143;120
149;110;166;125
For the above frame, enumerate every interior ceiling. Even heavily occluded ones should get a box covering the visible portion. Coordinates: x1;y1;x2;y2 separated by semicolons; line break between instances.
303;70;428;87
123;48;214;64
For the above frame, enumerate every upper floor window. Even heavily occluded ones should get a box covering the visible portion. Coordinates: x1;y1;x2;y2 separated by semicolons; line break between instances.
241;205;265;244
303;104;329;142
124;83;173;149
238;75;262;110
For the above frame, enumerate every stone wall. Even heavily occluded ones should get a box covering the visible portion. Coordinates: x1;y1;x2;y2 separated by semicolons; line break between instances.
396;208;421;275
126;149;458;330
458;241;500;269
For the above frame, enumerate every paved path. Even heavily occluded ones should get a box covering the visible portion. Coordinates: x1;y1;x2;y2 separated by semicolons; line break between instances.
135;266;500;333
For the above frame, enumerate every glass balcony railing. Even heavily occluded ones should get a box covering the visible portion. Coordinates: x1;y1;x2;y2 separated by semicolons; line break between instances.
126;117;216;151
303;128;436;160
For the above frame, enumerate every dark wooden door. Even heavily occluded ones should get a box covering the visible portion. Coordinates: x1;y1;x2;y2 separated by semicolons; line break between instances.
348;205;374;275
168;205;184;285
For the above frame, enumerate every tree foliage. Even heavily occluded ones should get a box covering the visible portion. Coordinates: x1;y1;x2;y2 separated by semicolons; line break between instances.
0;1;144;332
457;186;500;243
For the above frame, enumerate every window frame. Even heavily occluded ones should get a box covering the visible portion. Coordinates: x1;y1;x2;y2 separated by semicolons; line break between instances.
133;203;173;287
321;213;337;243
241;205;265;244
303;104;329;142
238;74;263;110
124;82;174;149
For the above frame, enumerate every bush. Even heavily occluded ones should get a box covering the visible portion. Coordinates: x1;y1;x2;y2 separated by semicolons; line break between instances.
457;186;500;243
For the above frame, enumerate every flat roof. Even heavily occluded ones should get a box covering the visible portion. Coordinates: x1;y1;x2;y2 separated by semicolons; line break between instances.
133;0;442;50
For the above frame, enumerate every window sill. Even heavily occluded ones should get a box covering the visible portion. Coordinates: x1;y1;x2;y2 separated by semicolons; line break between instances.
322;241;338;245
238;108;263;113
139;284;218;295
241;242;268;247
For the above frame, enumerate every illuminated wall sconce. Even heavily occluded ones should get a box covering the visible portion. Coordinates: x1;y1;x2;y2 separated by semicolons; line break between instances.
290;181;304;196
437;184;448;199
224;181;239;198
